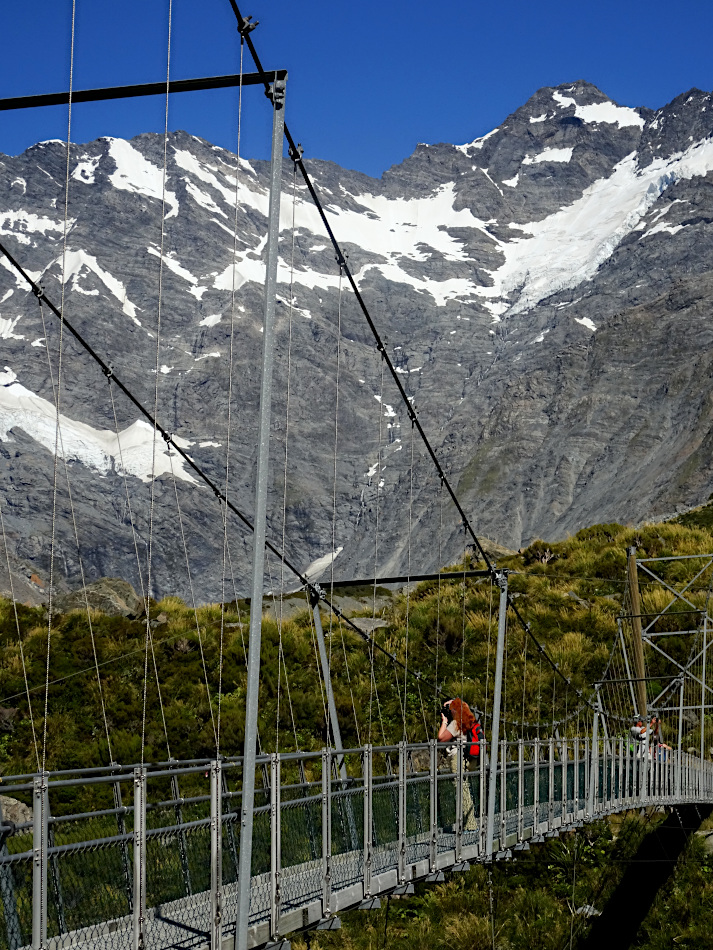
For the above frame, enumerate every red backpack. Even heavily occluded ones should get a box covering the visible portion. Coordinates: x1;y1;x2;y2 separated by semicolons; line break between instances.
464;721;484;762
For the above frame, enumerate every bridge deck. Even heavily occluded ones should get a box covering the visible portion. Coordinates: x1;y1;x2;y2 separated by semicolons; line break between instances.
0;741;709;950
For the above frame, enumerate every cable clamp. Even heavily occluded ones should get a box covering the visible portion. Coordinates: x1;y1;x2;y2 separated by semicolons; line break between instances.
238;15;258;36
266;78;286;108
33;284;45;301
288;142;304;163
103;365;114;380
162;431;172;444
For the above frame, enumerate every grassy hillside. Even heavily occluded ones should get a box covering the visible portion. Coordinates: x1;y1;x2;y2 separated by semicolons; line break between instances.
2;517;713;775
2;515;713;946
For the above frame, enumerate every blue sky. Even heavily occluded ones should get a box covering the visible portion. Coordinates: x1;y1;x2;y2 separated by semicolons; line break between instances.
1;0;712;178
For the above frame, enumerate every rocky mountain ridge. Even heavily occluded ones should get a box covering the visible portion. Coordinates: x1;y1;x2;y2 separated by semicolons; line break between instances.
2;79;713;601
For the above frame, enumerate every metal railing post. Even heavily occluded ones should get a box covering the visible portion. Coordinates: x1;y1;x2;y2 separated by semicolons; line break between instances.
548;738;554;830
479;741;486;855
398;742;406;884
32;772;48;950
561;738;568;824
211;760;223;950
321;749;332;917
455;739;464;864
269;754;281;944
573;740;580;820
517;740;524;841
132;767;146;950
609;738;616;812
486;573;508;856
429;739;438;873
582;736;592;818
499;740;507;849
587;709;599;817
677;678;685;799
362;746;373;901
533;737;540;834
235;74;286;950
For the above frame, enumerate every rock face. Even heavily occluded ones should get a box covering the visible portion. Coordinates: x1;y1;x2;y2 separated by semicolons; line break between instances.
2;80;713;601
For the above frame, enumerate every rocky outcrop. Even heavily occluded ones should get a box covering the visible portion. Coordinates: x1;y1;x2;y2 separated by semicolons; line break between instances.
54;577;142;617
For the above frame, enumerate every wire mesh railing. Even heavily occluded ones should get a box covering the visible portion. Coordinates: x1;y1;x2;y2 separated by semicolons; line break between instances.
0;738;711;949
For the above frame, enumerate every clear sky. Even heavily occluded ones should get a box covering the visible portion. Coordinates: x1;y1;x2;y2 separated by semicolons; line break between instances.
1;0;712;179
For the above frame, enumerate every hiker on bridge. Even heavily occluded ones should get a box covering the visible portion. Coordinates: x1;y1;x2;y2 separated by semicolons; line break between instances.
438;698;482;831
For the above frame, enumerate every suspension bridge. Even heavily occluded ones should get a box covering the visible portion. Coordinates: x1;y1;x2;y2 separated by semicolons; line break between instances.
1;4;713;949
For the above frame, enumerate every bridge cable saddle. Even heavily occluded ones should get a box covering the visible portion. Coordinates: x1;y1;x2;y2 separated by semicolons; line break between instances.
238;15;258;36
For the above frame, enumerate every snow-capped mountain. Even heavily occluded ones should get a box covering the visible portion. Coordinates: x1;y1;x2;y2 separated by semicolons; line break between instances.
2;80;713;601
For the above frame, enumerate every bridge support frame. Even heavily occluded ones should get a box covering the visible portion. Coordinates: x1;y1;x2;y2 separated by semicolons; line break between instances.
31;772;48;950
235;73;287;950
486;572;508;857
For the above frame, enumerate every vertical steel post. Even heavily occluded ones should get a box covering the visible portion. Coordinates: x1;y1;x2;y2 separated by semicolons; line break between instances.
211;760;223;950
455;739;464;863
321;749;332;918
479;742;486;855
429;739;438;872
398;742;406;884
609;737;616;812
701;617;707;763
32;772;48;950
235;75;286;950
499;740;507;849
533;737;540;834
584;737;590;812
561;738;568;824
587;711;599;816
517;739;524;841
574;739;580;819
269;755;281;943
362;746;373;899
548;738;554;830
486;573;508;856
677;677;685;799
132;767;146;950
